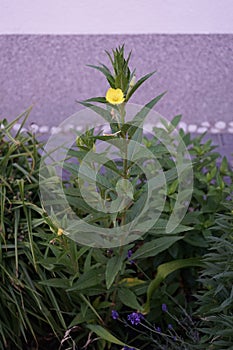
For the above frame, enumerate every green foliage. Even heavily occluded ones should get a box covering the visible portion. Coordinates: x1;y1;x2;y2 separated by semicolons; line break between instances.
85;44;156;104
196;211;233;349
1;45;233;350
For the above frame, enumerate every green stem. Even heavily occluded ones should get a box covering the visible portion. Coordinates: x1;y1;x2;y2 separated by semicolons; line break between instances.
106;103;128;324
120;102;128;228
119;102;126;125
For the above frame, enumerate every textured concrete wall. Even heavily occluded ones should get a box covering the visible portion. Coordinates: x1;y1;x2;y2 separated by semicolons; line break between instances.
0;34;232;134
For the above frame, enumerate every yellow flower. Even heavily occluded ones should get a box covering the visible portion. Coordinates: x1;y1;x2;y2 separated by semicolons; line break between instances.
105;88;125;105
57;228;63;236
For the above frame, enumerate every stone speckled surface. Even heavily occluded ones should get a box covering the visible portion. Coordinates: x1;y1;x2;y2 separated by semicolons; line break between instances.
0;34;232;161
0;34;232;125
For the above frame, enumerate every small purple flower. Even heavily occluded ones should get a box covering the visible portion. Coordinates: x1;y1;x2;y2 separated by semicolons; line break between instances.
127;249;135;265
127;312;144;325
156;326;161;333
168;323;173;330
111;310;119;320
162;303;168;312
127;250;133;258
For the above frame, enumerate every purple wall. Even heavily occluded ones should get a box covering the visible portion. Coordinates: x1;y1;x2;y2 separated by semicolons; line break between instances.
0;34;232;132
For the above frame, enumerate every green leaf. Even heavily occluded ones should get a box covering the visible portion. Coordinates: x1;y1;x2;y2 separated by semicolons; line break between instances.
39;278;71;289
62;162;79;176
171;114;182;128
67;268;104;291
105;256;123;289
4;106;32;133
143;257;204;313
78;101;112;123
84;249;93;273
87;325;130;347
183;232;209;247
220;156;229;175
87;64;115;87
127;92;167;138
63;161;113;191
125;71;156;101
115;72;129;92
132;236;183;259
168;179;179;195
84;96;107;104
118;287;143;311
148;219;193;236
105;50;115;71
69;310;97;327
80;293;104;323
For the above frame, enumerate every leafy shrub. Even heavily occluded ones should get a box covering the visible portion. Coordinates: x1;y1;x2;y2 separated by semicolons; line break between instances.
196;211;233;349
0;46;232;350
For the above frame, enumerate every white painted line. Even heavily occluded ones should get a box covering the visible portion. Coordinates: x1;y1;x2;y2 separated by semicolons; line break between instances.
51;126;62;135
39;125;49;133
210;128;219;134
188;124;197;132
11;121;233;135
215;121;226;130
201;121;210;127
197;127;208;133
30;123;39;133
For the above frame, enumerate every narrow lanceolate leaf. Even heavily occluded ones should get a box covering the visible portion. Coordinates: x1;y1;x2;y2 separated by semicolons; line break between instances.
87;64;115;86
6;106;33;136
84;97;107;104
147;219;193;236
86;325;128;347
134;91;166;124
143;257;204;313
118;287;143;311
77;101;112;123
125;71;156;101
105;256;123;289
105;50;115;71
171;114;182;128
39;278;71;289
67;268;104;291
132;236;183;259
24;207;37;271
127;92;167;138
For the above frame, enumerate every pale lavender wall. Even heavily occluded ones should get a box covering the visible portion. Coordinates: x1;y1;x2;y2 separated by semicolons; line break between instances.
1;0;233;34
0;34;232;134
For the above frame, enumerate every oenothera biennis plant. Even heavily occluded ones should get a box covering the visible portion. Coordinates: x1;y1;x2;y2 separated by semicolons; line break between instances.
40;44;194;246
39;44;202;348
66;45;194;244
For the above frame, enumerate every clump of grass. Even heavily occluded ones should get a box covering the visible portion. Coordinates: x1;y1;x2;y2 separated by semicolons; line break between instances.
0;109;64;349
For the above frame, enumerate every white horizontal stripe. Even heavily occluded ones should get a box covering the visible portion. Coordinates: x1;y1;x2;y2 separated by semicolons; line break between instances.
19;121;233;135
